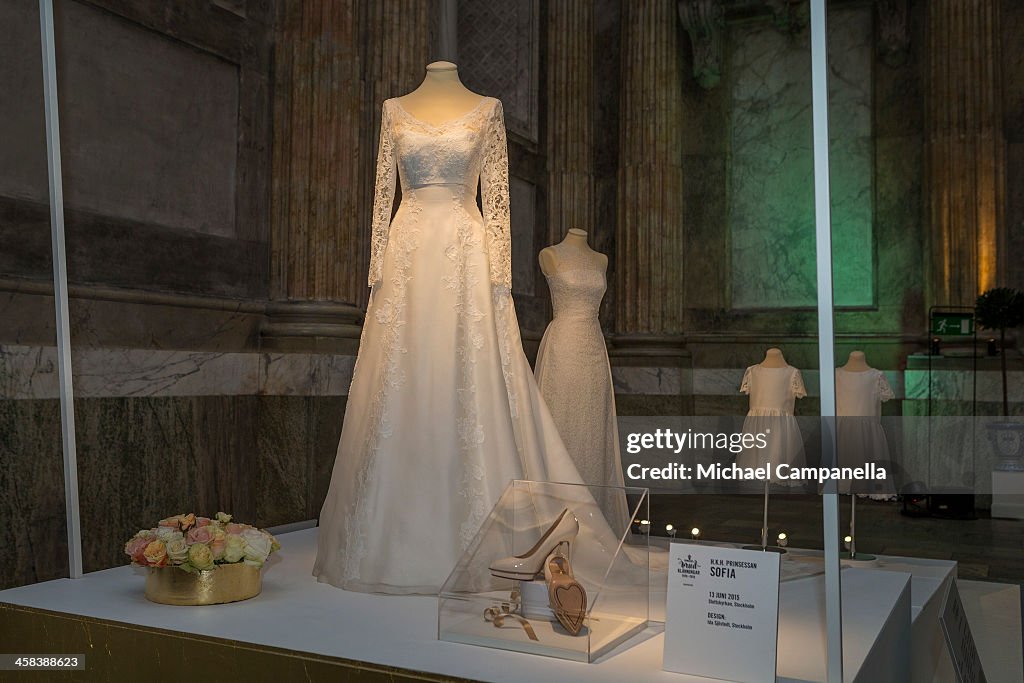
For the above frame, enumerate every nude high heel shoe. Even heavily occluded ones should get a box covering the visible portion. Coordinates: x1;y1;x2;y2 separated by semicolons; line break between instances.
489;508;579;581
544;552;587;635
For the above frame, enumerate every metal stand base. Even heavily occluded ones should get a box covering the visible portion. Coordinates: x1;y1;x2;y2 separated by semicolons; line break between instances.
742;545;788;554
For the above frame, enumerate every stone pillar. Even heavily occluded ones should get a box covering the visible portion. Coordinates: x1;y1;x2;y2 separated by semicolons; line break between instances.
616;0;686;335
925;0;1006;307
264;1;432;351
546;0;594;244
359;0;433;272
265;0;364;351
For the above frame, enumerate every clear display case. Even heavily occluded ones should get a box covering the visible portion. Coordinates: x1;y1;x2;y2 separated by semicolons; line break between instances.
438;479;650;662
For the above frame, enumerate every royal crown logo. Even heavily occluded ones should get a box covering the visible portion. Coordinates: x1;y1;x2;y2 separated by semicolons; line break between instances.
676;553;701;580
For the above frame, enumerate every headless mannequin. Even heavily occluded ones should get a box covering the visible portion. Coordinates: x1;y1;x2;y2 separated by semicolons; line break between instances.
841;350;871;372
760;347;788;368
538;228;607;277
397;61;485;125
836;349;881;562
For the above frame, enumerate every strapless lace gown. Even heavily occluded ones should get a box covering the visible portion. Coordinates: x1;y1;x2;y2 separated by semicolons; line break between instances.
535;247;628;524
313;98;616;594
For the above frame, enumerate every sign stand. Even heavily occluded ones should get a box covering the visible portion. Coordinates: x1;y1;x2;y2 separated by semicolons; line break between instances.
663;543;782;683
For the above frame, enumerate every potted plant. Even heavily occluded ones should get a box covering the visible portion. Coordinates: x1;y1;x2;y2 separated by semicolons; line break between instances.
976;287;1024;470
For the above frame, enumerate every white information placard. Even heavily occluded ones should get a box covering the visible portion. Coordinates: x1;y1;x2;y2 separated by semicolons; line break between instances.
663;543;781;683
939;580;987;683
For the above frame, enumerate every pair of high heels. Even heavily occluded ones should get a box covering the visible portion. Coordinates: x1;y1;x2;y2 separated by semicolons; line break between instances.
488;508;588;635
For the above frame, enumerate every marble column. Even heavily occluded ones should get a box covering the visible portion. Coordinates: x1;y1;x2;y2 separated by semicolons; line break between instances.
925;0;1006;307
266;0;364;351
265;1;432;352
546;0;594;244
358;0;433;269
615;0;686;336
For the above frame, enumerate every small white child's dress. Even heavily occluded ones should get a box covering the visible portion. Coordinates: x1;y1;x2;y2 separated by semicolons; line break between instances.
736;364;807;481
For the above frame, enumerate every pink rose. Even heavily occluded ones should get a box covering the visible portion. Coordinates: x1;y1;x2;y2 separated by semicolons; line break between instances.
186;526;213;545
210;538;226;561
225;523;245;535
196;517;212;527
125;536;151;563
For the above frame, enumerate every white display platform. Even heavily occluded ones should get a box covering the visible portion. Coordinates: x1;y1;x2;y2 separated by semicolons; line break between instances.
991;470;1024;519
651;539;956;678
0;527;997;683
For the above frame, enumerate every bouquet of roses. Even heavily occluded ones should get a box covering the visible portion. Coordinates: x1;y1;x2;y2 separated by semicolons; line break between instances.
124;512;280;572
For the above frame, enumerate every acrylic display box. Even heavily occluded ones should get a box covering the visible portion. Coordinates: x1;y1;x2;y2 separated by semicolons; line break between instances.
438;480;651;662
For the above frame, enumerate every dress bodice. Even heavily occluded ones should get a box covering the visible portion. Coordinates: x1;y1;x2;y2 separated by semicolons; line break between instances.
740;364;807;415
389;98;492;193
368;97;511;290
835;368;893;417
545;246;607;324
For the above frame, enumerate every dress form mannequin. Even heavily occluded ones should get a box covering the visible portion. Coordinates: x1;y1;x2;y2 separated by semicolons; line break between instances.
760;347;787;368
534;228;627;526
538;229;607;277
739;347;806;552
397;61;485;124
842;351;870;373
835;350;894;561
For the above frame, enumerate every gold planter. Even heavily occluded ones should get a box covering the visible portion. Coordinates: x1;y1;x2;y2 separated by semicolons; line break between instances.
145;563;262;605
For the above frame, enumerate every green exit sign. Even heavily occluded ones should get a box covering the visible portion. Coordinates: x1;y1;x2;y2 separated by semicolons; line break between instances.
931;313;974;336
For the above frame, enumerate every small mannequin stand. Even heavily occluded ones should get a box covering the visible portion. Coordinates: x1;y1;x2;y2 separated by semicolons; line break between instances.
743;480;787;554
843;495;877;564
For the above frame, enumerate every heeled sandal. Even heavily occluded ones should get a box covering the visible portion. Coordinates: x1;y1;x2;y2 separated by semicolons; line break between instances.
544;551;587;635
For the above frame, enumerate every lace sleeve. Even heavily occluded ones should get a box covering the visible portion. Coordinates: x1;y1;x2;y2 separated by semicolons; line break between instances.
877;371;895;402
367;101;397;288
739;366;752;394
791;369;808;399
480;99;512;290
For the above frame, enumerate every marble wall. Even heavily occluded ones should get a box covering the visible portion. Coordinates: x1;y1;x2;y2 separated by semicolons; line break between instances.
0;344;356;588
0;0;273;297
728;4;874;309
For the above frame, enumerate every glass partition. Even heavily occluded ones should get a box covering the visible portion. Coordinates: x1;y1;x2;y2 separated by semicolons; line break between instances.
0;0;64;589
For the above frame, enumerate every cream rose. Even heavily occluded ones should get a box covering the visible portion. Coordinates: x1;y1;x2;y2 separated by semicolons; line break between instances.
156;527;184;544
223;535;246;563
242;529;272;566
166;537;189;564
187;542;215;571
215;511;232;524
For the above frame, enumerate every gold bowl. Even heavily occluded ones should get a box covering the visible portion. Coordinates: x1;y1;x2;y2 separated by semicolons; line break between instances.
145;563;263;605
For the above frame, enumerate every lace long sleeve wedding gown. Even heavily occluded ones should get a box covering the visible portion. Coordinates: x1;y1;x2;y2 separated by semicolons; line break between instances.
313;98;616;594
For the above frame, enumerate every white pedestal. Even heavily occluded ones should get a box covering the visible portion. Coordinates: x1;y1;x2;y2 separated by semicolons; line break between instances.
991;470;1024;519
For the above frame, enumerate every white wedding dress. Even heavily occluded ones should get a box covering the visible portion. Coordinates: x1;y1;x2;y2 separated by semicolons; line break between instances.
534;245;628;525
314;97;617;594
